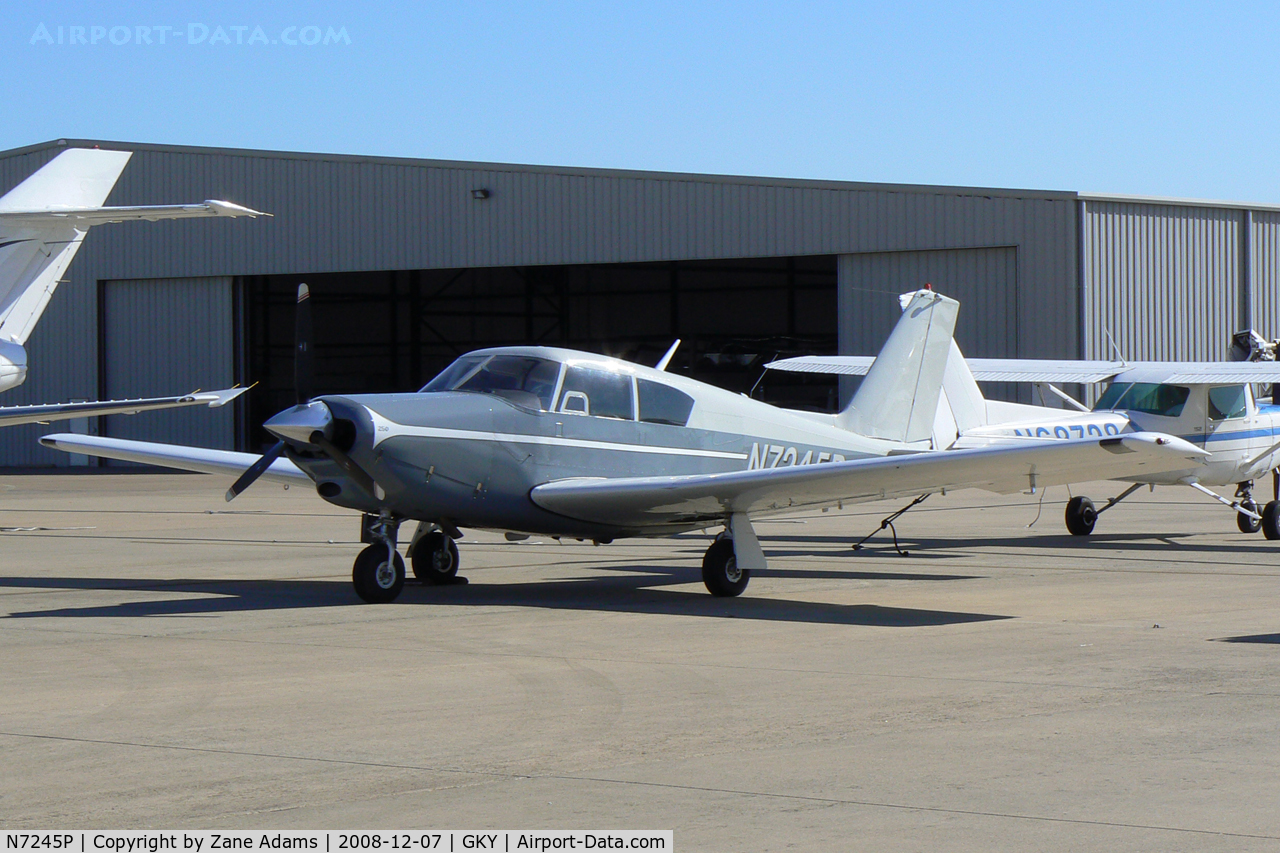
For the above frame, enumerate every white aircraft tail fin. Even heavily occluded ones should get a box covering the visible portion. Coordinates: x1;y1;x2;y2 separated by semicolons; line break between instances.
0;149;132;345
941;339;988;432
836;288;958;443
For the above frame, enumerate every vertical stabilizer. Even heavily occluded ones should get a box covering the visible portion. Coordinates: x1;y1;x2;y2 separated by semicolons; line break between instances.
941;339;988;432
836;289;958;443
0;149;132;345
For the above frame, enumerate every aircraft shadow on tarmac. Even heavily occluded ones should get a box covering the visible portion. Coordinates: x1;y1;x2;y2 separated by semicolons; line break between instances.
0;565;1006;627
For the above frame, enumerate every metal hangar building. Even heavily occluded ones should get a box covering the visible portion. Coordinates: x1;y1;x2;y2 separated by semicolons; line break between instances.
2;138;1277;468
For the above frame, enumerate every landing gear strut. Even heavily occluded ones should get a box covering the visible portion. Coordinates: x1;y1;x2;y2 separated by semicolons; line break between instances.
1236;482;1262;534
1065;483;1145;536
353;512;405;603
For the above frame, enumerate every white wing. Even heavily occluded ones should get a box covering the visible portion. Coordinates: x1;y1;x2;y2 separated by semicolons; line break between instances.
38;433;308;484
0;387;246;428
531;433;1207;528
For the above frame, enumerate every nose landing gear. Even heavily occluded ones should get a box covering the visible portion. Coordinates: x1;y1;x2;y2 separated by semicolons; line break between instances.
353;512;405;603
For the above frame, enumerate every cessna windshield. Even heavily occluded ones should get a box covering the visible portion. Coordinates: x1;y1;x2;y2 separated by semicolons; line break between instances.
422;353;696;426
1093;382;1191;417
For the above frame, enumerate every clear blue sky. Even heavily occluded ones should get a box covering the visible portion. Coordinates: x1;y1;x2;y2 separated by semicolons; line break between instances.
7;1;1280;202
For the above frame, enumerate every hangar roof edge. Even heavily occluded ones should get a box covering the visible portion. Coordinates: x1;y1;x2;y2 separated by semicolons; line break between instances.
1;137;1078;203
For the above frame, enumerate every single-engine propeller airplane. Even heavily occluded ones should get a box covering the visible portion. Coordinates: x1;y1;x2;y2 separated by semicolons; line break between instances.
0;147;262;428
769;305;1280;540
41;286;1208;603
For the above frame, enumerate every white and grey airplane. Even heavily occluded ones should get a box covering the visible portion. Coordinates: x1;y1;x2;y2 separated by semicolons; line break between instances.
770;318;1280;539
41;287;1207;603
0;147;263;427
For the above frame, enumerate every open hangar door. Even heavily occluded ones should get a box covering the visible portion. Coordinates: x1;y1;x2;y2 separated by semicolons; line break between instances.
98;277;238;462
837;247;1022;403
238;256;838;451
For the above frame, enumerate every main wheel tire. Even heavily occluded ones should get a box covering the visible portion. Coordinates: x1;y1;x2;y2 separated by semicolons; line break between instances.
702;538;749;597
1065;496;1097;536
411;531;460;584
352;544;406;603
1263;500;1280;541
1238;499;1262;534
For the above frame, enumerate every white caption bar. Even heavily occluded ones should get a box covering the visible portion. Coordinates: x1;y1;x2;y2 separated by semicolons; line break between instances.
3;832;673;853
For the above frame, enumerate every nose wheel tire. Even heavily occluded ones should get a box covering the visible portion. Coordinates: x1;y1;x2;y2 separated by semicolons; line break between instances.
1065;496;1097;536
1262;501;1280;541
1238;499;1263;534
353;544;406;603
702;538;749;597
411;532;460;584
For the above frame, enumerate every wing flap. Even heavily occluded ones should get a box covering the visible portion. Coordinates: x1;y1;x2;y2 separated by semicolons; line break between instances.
531;433;1207;528
38;433;307;484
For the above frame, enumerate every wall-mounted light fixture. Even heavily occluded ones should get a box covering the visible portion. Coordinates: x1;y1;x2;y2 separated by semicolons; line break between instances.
471;188;491;200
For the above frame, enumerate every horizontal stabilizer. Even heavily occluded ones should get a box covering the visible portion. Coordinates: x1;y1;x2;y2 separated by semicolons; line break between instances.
768;355;1280;386
39;433;308;484
1;386;247;428
0;148;268;348
0;199;267;225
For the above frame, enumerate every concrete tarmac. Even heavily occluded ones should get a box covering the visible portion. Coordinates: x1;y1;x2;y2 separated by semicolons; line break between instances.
2;472;1279;850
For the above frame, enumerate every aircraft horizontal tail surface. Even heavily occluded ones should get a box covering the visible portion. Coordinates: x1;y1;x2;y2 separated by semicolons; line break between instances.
0;148;266;358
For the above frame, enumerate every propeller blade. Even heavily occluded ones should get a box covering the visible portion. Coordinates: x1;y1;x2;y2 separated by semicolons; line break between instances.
225;440;286;502
295;283;313;405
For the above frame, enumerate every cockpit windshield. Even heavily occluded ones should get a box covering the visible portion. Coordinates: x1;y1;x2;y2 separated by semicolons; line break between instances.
1092;382;1190;417
422;355;562;411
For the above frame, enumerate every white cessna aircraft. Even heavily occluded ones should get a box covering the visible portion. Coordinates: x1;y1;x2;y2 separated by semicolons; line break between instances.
40;287;1208;603
0;147;263;428
770;306;1280;540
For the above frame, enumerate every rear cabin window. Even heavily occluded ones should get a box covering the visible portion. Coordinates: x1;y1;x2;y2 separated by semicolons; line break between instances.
1208;385;1247;420
1093;382;1190;417
637;378;694;426
558;365;634;420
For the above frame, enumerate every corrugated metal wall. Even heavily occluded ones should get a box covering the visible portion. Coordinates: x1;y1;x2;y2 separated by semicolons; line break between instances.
0;139;1079;466
101;277;235;456
1251;211;1280;338
1081;201;1244;362
837;247;1020;404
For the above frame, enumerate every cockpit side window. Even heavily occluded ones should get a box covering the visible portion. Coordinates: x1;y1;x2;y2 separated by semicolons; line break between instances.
1208;385;1247;420
637;378;694;426
559;365;634;420
422;355;562;411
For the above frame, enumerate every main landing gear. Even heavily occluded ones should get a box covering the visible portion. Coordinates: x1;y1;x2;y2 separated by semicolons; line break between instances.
702;538;749;597
351;516;466;603
1067;477;1280;538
